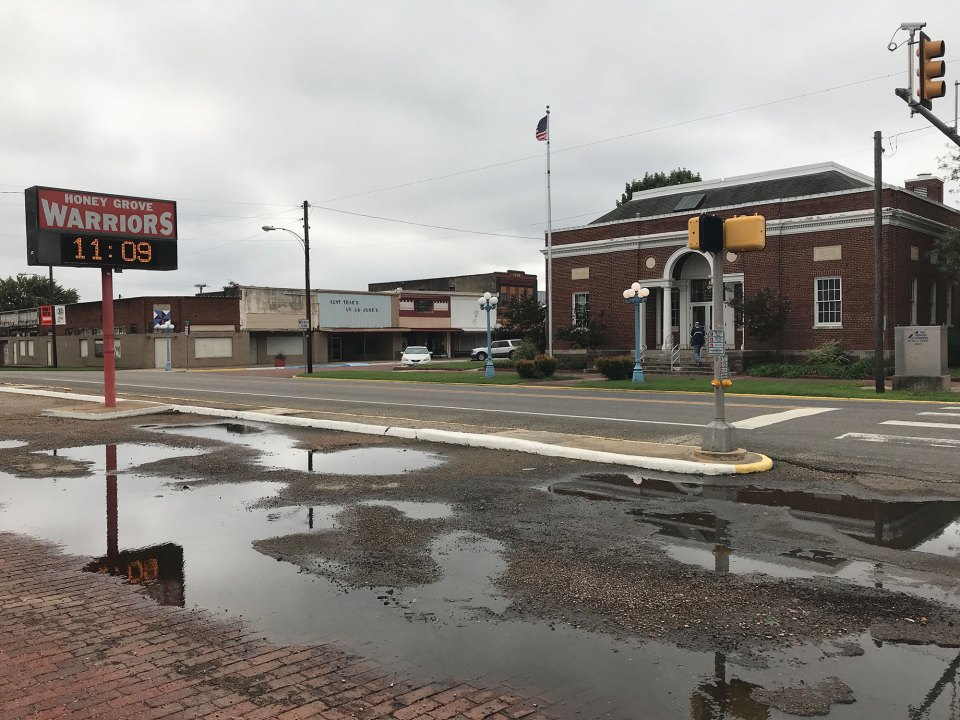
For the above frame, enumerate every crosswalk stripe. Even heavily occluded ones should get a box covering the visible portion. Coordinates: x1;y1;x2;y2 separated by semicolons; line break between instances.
919;412;960;417
881;420;960;430
836;432;960;447
733;407;837;430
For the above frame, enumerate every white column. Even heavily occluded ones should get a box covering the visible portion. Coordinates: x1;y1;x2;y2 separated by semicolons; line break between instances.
661;284;673;352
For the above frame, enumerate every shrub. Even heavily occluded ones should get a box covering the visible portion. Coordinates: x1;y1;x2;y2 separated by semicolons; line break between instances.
595;355;634;381
513;340;539;361
804;340;850;366
515;359;544;379
555;354;588;371
843;357;876;379
533;354;557;377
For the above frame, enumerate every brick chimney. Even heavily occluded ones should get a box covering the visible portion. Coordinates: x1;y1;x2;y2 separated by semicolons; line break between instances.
904;173;944;203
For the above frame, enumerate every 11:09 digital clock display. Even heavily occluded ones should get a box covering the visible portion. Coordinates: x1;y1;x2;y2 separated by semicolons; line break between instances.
59;233;178;271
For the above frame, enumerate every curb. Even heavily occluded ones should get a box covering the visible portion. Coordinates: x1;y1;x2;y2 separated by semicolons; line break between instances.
1;385;772;476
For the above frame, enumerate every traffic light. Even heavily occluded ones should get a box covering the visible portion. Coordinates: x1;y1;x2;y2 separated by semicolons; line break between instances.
688;213;723;253
916;31;946;110
723;215;766;252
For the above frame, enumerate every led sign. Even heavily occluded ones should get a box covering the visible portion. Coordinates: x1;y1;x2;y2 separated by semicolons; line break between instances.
25;186;178;271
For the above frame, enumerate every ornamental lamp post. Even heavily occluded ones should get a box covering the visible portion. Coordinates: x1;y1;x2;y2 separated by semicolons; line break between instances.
477;292;499;379
622;282;650;383
154;320;176;372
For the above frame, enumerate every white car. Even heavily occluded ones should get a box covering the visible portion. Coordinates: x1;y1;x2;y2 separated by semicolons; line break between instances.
470;339;523;361
400;346;432;366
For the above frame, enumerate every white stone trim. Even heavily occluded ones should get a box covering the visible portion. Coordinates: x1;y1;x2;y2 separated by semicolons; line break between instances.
543;208;954;260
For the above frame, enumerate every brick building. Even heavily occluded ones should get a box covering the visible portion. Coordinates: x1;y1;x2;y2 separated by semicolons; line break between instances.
546;162;959;358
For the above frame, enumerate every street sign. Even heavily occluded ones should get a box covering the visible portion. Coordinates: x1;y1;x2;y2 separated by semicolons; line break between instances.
720;354;730;380
298;318;309;331
707;329;725;356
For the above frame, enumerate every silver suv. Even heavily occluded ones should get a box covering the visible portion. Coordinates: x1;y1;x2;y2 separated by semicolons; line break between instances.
470;339;523;361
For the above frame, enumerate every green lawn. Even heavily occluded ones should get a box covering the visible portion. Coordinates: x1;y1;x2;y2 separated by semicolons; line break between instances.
301;368;960;402
573;375;959;402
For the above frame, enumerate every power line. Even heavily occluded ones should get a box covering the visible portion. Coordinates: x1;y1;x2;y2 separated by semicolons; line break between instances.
307;204;538;240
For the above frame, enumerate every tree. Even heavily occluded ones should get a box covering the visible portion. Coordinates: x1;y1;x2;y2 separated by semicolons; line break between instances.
0;274;79;312
727;287;790;352
616;168;702;207
556;305;607;351
497;294;546;351
221;281;241;297
930;227;960;284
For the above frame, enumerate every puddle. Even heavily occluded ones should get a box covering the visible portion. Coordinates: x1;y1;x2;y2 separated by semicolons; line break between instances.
37;443;207;473
0;440;28;449
147;422;445;475
555;474;960;557
1;456;959;718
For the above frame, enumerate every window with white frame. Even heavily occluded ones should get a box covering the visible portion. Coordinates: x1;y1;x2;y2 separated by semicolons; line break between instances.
572;292;589;326
930;282;937;325
910;277;918;324
80;339;89;358
814;277;842;327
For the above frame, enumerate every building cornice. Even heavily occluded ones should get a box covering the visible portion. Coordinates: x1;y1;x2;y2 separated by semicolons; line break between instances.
542;208;955;259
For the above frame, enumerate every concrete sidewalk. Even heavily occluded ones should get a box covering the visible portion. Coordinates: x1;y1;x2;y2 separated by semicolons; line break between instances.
0;386;772;476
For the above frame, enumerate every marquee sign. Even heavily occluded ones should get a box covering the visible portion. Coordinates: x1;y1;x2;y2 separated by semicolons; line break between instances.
25;186;178;271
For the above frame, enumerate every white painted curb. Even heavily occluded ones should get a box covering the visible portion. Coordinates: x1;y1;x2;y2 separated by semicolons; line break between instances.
0;386;748;475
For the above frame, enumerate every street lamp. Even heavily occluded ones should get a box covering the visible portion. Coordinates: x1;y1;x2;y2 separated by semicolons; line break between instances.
622;282;650;383
154;320;176;372
262;221;313;374
477;292;499;378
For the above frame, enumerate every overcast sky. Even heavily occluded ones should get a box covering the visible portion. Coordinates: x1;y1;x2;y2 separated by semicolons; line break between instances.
2;2;960;303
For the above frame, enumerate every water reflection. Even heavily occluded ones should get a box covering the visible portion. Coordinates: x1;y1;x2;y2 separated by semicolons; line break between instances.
78;444;186;607
554;474;960;557
148;422;445;475
690;652;768;720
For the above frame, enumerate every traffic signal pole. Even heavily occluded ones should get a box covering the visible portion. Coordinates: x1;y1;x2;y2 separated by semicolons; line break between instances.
701;249;737;454
894;88;960;146
893;24;959;146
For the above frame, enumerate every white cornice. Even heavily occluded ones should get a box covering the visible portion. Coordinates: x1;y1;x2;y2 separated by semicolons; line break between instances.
542;208;956;259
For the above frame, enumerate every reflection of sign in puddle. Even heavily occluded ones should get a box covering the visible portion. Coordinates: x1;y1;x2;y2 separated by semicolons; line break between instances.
0;440;28;449
147;422;446;475
84;542;185;607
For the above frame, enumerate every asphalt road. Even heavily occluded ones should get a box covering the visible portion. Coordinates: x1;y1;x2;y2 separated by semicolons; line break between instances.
3;367;959;482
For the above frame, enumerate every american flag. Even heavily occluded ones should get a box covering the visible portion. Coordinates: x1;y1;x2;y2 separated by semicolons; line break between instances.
535;114;549;141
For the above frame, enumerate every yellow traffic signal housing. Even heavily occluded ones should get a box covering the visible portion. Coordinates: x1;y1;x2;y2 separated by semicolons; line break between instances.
917;31;946;110
723;215;766;252
688;213;723;253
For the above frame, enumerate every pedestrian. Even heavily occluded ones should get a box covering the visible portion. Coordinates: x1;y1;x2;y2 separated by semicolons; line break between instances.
690;321;705;366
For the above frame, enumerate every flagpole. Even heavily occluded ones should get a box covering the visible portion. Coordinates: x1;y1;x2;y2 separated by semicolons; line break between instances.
545;105;553;357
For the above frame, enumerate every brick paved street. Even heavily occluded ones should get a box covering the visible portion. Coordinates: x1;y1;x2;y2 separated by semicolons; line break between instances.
0;533;554;720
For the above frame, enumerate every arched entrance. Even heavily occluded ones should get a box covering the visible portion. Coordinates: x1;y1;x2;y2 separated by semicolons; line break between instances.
655;250;742;351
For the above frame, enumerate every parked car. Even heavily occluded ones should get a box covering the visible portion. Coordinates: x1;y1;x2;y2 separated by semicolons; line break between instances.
470;339;522;361
400;346;432;366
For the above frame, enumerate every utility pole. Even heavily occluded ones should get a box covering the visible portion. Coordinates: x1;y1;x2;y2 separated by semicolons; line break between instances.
873;131;885;394
303;201;313;374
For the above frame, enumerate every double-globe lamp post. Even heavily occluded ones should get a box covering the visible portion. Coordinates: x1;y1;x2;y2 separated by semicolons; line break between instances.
477;292;498;379
622;282;650;383
262;223;313;374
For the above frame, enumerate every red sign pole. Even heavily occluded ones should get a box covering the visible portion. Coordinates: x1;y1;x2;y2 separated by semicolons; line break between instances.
101;268;116;407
